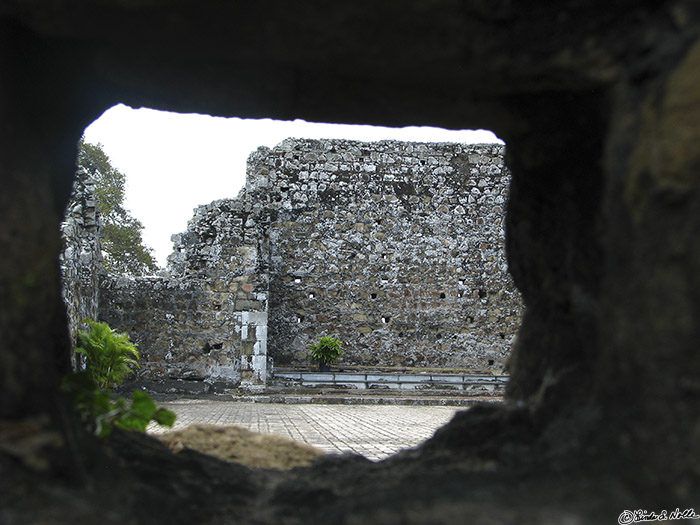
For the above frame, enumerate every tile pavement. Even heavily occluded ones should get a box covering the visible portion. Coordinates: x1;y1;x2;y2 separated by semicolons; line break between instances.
148;399;464;461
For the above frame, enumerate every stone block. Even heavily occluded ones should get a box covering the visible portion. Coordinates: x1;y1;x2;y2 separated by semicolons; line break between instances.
333;373;365;382
301;373;333;382
366;374;399;383
430;375;464;384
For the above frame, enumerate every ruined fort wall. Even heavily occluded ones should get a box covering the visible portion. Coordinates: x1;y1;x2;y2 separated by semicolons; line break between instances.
251;139;520;371
77;138;520;390
98;197;270;392
60;167;102;367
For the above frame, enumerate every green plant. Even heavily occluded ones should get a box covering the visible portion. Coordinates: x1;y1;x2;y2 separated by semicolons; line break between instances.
77;139;159;275
309;336;343;366
75;319;140;389
65;319;175;437
62;372;176;438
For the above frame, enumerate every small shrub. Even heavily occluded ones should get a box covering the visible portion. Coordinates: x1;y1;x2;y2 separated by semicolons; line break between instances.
75;319;140;389
64;319;175;438
309;336;343;367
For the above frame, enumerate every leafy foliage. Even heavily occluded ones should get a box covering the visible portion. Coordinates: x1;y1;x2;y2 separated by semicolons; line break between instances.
77;138;159;275
309;336;344;365
65;319;175;437
75;319;140;390
62;372;176;438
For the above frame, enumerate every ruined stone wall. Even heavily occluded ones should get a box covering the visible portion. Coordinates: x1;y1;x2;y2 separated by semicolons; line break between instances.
98;198;270;392
251;139;520;371
60;167;102;367
94;138;521;387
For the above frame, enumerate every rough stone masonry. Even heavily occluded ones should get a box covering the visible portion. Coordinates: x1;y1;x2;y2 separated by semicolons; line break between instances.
89;138;521;391
7;3;700;521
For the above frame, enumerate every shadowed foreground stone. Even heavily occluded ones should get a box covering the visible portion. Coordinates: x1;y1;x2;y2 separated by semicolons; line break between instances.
1;2;700;524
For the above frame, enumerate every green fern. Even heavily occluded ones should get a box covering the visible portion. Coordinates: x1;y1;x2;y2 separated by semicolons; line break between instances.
75;319;140;389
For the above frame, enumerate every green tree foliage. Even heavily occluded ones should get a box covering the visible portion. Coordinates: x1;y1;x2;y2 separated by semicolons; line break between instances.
77;138;159;275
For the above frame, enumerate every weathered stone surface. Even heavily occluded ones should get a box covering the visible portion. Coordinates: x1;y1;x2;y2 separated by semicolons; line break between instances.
3;1;700;523
98;199;271;389
95;139;519;388
59;167;102;367
256;139;520;370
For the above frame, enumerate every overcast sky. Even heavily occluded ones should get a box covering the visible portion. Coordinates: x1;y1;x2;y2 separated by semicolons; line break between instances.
82;104;502;267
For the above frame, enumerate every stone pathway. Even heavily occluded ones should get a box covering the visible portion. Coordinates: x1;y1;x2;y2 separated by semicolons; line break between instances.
148;399;464;461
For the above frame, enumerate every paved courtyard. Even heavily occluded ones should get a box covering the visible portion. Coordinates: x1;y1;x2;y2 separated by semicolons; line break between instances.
148;399;464;461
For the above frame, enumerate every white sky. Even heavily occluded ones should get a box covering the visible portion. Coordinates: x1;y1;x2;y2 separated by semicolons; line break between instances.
83;103;502;267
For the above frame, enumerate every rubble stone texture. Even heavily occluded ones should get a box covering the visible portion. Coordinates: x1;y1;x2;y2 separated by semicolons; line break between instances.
3;2;700;523
98;196;270;390
96;139;520;389
256;139;519;370
59;167;102;368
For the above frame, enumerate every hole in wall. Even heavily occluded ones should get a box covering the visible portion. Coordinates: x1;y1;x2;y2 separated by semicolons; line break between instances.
67;103;516;462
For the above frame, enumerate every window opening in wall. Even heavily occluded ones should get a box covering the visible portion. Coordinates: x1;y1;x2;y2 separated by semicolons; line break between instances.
72;103;512;462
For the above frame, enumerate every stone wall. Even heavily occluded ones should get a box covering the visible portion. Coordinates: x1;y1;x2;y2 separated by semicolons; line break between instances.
87;138;520;389
98;197;270;392
60;166;102;368
253;139;520;370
